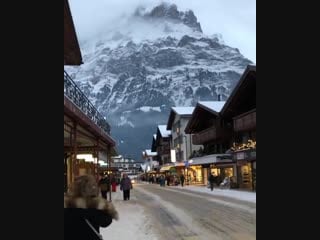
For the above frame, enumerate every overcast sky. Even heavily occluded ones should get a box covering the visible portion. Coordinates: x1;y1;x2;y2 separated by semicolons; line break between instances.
69;0;256;62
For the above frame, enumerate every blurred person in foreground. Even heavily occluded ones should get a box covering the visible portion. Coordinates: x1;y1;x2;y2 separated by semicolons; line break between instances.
64;175;119;240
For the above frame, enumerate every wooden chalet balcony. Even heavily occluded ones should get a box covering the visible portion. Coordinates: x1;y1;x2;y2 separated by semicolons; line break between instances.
192;126;229;145
64;71;111;134
233;109;256;132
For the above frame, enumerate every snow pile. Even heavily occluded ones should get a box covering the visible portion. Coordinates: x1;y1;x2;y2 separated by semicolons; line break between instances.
101;190;159;240
172;185;256;203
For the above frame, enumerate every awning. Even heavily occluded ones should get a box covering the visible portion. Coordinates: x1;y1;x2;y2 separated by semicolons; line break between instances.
174;162;185;167
160;165;174;172
212;164;235;168
189;154;233;166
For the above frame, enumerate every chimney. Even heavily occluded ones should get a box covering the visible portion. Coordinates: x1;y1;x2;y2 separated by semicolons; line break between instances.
218;94;221;101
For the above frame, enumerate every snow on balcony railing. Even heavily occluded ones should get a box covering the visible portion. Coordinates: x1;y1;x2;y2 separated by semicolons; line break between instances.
64;71;110;134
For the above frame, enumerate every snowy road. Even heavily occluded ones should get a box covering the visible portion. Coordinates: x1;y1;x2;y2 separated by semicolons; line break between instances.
102;183;256;240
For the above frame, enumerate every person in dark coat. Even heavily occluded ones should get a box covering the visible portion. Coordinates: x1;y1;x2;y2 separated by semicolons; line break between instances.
159;175;165;187
64;175;118;240
208;173;215;191
166;175;170;186
98;175;110;199
120;174;133;201
180;174;185;187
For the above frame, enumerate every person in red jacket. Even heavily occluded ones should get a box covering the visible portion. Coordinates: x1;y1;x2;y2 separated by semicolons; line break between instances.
111;175;117;192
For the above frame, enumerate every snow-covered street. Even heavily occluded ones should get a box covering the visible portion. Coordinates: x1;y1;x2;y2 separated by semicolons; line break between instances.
102;183;256;240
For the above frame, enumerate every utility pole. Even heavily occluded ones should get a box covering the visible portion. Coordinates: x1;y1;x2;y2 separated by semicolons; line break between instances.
107;146;112;202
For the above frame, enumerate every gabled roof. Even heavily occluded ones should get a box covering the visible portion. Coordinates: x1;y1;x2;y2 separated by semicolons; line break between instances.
167;107;194;130
155;125;171;146
198;101;225;115
220;65;256;119
64;0;83;65
158;125;171;138
172;107;195;115
145;149;157;156
184;101;225;134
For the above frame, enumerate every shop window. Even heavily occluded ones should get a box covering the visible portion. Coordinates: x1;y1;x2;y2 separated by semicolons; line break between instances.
211;168;220;176
241;165;251;185
223;168;233;177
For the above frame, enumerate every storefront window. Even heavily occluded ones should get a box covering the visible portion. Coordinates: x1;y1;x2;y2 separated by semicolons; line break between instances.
210;166;234;185
223;168;233;177
241;164;252;185
189;166;203;183
210;168;220;176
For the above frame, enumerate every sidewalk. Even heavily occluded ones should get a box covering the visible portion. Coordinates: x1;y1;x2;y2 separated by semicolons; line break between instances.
101;187;158;240
139;181;256;203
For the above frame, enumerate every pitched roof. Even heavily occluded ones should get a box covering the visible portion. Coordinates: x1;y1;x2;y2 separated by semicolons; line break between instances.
184;101;225;133
198;101;225;115
64;0;83;65
220;65;256;118
145;149;157;156
167;107;194;130
158;125;171;138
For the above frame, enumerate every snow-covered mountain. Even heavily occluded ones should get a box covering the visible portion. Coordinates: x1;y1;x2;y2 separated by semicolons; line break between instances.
65;3;252;160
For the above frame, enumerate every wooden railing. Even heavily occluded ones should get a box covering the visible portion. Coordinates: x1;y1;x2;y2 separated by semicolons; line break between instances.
233;109;256;132
192;126;229;145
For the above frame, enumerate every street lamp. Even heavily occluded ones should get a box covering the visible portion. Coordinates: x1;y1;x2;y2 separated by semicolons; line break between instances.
183;135;187;162
183;135;188;181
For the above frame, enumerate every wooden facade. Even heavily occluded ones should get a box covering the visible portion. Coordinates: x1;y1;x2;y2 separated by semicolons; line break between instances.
64;0;115;193
184;65;256;191
233;109;256;132
192;125;231;145
185;102;231;155
221;65;256;191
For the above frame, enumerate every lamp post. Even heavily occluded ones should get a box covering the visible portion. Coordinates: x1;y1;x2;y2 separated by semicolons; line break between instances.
183;135;188;180
183;135;188;162
107;147;112;202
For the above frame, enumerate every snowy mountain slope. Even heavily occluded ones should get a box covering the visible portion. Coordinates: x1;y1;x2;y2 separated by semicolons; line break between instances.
65;3;252;160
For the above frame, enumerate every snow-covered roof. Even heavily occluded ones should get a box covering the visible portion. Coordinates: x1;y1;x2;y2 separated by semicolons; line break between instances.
158;125;171;138
172;107;194;115
167;106;194;130
145;149;157;156
198;101;225;113
153;134;157;140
